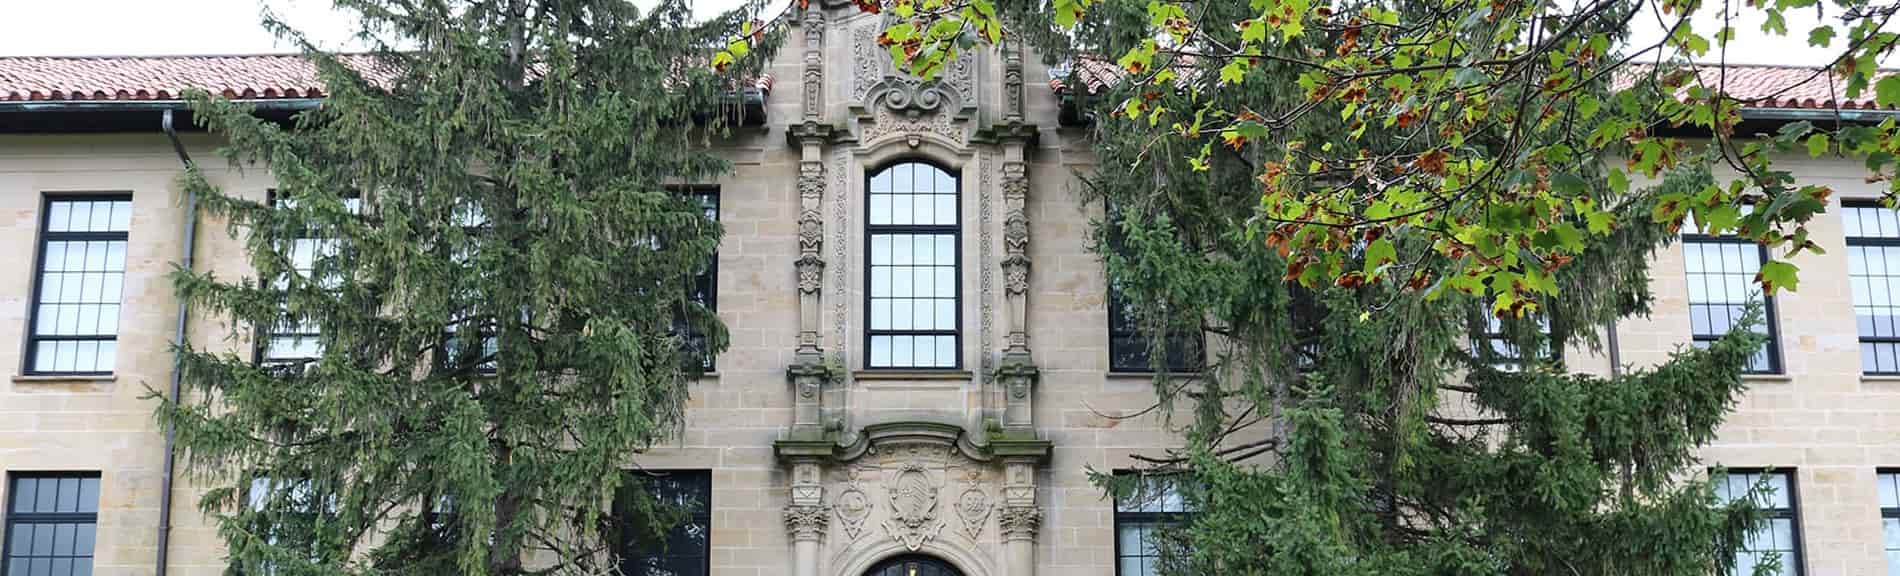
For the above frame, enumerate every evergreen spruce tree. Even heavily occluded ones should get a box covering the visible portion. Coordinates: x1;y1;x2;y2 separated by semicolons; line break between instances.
1040;2;1790;574
156;1;772;574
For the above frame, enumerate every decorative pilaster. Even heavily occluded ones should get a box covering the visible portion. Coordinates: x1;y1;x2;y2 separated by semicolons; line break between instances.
789;5;834;436
785;457;828;576
996;38;1039;434
998;456;1040;576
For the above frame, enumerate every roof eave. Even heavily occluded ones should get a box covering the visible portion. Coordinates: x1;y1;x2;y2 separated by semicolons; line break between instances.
0;98;326;112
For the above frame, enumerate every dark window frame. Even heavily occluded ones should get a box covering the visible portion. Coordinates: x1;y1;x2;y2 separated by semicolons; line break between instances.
24;194;133;376
863;160;962;370
1879;469;1900;569
1716;468;1806;576
1843;202;1900;374
1106;283;1203;374
865;555;962;576
2;471;102;576
679;187;720;372
1112;471;1193;576
1681;233;1784;374
618;469;712;576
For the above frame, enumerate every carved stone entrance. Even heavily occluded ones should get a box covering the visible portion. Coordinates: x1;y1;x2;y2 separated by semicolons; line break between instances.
866;555;963;576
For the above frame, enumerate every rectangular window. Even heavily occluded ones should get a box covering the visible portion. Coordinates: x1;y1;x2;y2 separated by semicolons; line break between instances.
1878;471;1900;576
1114;473;1191;576
1844;204;1900;374
683;190;719;370
261;194;360;364
1107;284;1202;373
3;473;101;576
1716;470;1803;576
1474;314;1549;371
616;470;711;576
1683;228;1780;373
866;162;959;369
26;197;132;375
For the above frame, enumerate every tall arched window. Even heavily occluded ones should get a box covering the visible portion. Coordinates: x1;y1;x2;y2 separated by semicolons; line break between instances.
866;161;960;369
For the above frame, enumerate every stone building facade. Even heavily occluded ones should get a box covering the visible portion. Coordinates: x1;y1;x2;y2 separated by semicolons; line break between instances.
1;14;1899;576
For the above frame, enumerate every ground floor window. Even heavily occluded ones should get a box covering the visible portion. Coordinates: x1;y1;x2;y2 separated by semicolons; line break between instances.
1717;470;1803;576
616;470;711;576
3;473;101;576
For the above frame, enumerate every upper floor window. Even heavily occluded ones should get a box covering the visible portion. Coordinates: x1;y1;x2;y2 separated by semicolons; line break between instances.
1473;313;1548;371
866;162;959;369
1107;284;1202;373
1877;471;1900;574
682;190;719;370
27;197;132;375
1716;470;1803;576
1844;204;1900;374
615;470;711;576
261;193;360;364
3;473;101;576
1683;220;1780;373
1114;473;1193;576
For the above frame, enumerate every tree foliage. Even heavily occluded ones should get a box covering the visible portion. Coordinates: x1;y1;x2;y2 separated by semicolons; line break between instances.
715;0;1874;572
155;1;771;574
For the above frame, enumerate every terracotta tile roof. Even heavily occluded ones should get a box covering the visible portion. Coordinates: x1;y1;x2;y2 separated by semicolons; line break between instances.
0;53;771;103
1621;63;1897;110
0;54;373;101
1051;59;1898;111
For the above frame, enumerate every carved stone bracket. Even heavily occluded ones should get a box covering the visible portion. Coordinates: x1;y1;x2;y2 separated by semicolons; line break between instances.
996;359;1038;434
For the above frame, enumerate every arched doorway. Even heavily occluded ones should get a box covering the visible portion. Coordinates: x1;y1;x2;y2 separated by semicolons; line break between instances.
864;554;963;576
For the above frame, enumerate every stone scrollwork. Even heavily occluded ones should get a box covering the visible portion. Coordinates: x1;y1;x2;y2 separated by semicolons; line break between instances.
865;77;956;115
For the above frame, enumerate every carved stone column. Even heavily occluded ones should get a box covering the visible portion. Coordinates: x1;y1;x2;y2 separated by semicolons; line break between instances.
784;457;829;576
789;6;833;439
997;456;1040;576
996;38;1039;434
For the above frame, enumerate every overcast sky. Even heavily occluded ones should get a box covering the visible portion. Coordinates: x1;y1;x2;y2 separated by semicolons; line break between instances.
0;0;1865;67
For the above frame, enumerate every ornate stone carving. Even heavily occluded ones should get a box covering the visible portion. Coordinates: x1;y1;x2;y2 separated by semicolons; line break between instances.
954;469;992;539
881;461;945;551
861;105;965;146
977;151;996;408
1002;255;1029;296
801;9;825;123
785;504;830;541
851;25;882;102
997;506;1041;540
797;253;825;294
834;467;873;541
1002;39;1025;122
830;149;851;369
865;77;956;115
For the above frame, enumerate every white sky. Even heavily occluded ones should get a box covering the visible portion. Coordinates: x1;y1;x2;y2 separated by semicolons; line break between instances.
0;0;1874;67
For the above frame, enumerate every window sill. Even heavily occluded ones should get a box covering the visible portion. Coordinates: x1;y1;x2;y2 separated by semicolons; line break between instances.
1861;374;1900;385
11;374;117;391
1741;373;1793;385
1106;371;1204;380
852;369;972;381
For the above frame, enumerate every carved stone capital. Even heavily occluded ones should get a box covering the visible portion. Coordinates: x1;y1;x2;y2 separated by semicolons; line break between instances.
997;506;1041;540
785;504;831;541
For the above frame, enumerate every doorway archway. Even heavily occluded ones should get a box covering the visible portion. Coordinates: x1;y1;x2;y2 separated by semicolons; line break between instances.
864;554;963;576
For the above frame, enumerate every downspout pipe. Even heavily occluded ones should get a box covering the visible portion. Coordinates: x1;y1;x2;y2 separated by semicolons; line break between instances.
157;108;200;576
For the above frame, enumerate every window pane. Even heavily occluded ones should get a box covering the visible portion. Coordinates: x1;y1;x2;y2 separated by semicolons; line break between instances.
865;163;959;368
1683;237;1775;373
